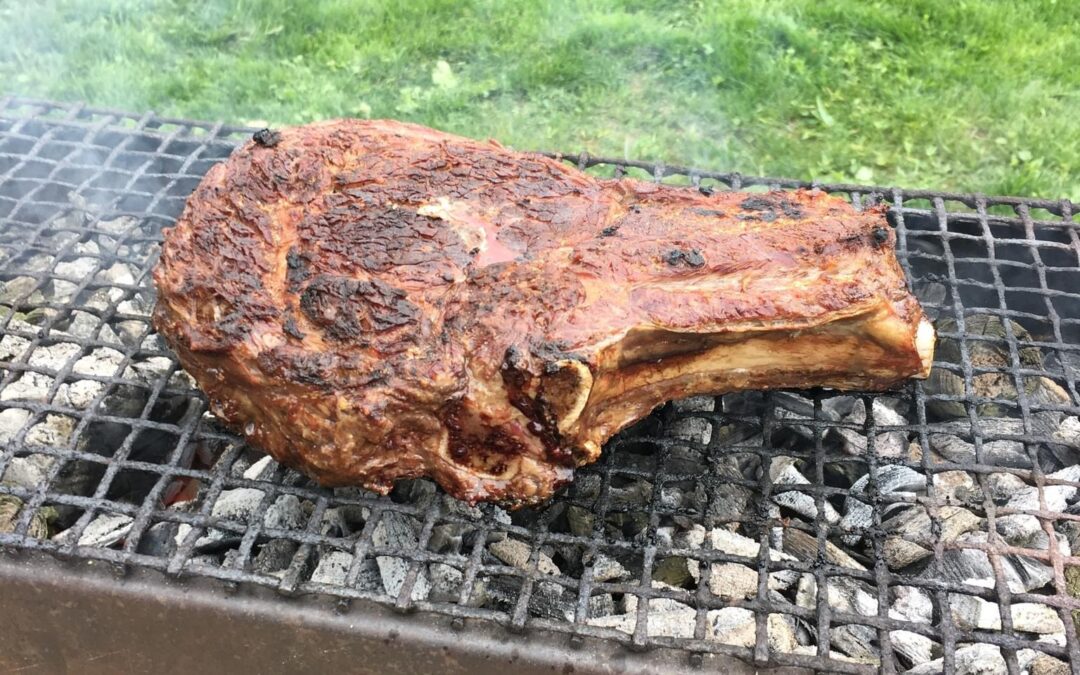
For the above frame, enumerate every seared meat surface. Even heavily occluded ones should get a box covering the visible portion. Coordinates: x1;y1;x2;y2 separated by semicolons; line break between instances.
153;120;934;506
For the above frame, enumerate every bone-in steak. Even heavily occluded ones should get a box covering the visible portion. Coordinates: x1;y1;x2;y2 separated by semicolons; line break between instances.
152;120;935;506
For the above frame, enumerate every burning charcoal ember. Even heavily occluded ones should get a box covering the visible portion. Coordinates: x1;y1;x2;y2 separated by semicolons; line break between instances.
986;472;1029;504
263;494;304;530
211;487;265;524
673;523;706;548
913;281;947;318
769;457;841;524
591;584;697;636
242;456;278;481
950;593;1065;634
427;562;465;602
927;315;1045;420
331;487;374;527
842;465;926;544
796;574;878;618
837;398;910;458
652;555;698;587
938;532;1053;592
587;593;616;618
0;329;31;361
52;259;102;303
830;624;878;661
0;407;30;444
1;456;48;489
933;470;979;503
319;508;349;538
891;631;938;667
1027;653;1070;675
1055;416;1080;449
929;433;1030;468
25;414;75;448
0;495;52;538
704;466;754;526
372;511;430;600
772;392;822;440
910;643;1031;675
0;276;44;305
672;395;715;413
82;287;124;312
488;576;573;622
311;550;357;586
1;371;54;403
54;512;133;548
253;538;299;574
668;416;712;445
704;545;797;598
1006;464;1080;512
390;478;437;511
881;505;981;569
129;356;194;390
489;537;560;575
98;262;137;286
782;528;865;571
996;514;1044;547
707;563;759;600
568;473;602;502
704;608;797;652
659;482;706;512
135;521;178;558
427;523;463;554
705;607;756;646
588;553;630;582
94;214;140;235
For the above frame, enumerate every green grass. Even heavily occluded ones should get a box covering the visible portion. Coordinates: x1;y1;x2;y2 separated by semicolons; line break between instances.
1;0;1078;200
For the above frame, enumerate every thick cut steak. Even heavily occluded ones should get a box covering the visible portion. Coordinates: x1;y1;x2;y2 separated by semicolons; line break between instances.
153;120;935;506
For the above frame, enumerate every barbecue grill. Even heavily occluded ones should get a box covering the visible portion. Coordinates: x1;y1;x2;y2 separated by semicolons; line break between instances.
1;97;1078;675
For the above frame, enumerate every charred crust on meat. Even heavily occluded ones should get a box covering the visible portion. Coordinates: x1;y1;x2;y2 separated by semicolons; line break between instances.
282;314;306;340
663;249;706;268
299;274;419;346
600;225;619;237
502;344;527;371
252;128;283;148
872;226;890;247
285;247;311;289
529;340;580;364
690;208;726;217
739;194;804;219
740;196;775;212
697;185;715;196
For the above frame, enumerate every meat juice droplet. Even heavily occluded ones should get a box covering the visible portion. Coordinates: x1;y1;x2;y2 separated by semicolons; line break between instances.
244;422;255;435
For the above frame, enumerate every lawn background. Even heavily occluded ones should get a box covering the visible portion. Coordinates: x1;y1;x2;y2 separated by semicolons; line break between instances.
1;0;1077;200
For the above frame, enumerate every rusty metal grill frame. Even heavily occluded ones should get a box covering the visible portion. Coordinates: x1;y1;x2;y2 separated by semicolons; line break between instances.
0;96;1079;674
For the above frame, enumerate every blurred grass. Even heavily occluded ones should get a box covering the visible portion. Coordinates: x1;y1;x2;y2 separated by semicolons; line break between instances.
0;0;1078;200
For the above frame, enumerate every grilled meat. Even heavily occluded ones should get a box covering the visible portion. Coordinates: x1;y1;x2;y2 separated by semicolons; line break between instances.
152;119;935;506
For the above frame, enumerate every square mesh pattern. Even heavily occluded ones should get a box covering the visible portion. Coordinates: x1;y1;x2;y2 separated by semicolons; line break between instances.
1;97;1079;674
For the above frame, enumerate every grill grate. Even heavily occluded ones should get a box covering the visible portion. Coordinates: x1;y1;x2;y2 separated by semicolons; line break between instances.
1;96;1079;674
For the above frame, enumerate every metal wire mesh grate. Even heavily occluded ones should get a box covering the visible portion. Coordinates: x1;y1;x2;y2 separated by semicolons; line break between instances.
1;97;1079;674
